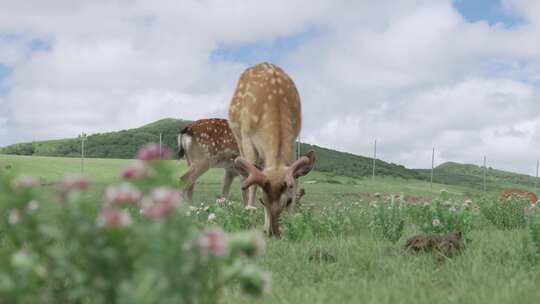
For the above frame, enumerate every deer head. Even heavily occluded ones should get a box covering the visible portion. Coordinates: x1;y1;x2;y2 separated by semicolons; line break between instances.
235;150;315;236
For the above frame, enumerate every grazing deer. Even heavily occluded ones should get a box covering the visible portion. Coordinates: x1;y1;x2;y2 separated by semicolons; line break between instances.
177;118;242;203
228;62;315;237
502;188;538;213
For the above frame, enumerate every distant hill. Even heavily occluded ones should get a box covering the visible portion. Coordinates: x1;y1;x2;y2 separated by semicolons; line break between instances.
0;118;190;159
0;118;421;180
414;161;540;192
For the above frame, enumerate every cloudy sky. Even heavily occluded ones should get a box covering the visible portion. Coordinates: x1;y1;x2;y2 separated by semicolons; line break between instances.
1;0;540;174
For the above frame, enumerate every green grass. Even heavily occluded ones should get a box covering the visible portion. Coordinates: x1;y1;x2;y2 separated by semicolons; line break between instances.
1;155;539;304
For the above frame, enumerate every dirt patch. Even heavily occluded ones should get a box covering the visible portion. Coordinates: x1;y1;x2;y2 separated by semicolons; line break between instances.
403;231;465;264
308;249;337;263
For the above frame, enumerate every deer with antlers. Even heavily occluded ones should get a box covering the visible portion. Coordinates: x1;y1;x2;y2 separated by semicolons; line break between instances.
177;118;243;203
229;62;316;237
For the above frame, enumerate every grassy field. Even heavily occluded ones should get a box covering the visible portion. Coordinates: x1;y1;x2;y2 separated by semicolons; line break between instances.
1;155;539;304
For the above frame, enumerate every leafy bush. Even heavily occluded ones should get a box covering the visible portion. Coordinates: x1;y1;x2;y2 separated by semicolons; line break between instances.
407;190;473;237
0;143;270;303
280;203;366;241
479;194;530;229
368;195;406;243
523;206;540;263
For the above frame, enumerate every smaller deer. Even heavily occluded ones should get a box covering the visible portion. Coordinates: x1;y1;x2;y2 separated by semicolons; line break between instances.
502;188;538;214
177;118;241;203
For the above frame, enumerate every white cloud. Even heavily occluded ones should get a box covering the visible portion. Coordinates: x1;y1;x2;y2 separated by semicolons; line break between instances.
1;0;540;175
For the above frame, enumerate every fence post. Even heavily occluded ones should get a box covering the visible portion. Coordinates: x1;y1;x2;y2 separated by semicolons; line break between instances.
159;132;163;159
372;139;377;180
430;147;435;191
80;133;87;173
483;156;487;193
534;161;538;192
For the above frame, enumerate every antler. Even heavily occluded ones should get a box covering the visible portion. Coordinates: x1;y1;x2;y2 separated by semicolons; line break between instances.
286;150;316;187
234;157;269;190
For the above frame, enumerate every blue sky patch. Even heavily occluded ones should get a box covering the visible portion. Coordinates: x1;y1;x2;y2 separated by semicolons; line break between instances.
453;0;526;27
210;27;321;65
0;64;12;96
30;38;51;52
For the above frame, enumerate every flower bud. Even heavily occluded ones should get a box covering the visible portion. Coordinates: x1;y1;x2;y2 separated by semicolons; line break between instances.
230;231;266;258
239;265;271;297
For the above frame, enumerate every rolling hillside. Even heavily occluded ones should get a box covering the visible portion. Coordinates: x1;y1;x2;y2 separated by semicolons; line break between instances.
414;161;540;192
0;118;420;180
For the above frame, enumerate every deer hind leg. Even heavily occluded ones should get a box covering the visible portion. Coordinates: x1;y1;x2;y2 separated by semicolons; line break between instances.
180;160;210;203
218;169;237;204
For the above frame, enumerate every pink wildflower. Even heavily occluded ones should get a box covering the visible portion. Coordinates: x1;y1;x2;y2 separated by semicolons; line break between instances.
137;143;172;161
140;187;182;219
197;227;230;258
104;183;142;206
62;175;90;192
120;161;147;179
97;207;133;229
11;176;40;191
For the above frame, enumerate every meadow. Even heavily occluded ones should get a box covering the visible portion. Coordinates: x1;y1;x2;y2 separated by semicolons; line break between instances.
1;154;540;304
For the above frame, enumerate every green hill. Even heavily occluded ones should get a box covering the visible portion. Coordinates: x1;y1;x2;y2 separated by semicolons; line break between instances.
0;118;420;180
414;161;540;193
0;118;190;159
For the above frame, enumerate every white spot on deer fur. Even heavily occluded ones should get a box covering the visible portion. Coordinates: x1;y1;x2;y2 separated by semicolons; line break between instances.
279;88;284;95
252;115;259;123
271;78;276;84
268;95;273;100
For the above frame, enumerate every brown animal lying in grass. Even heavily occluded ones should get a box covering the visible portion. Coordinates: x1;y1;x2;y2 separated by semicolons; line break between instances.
403;231;465;263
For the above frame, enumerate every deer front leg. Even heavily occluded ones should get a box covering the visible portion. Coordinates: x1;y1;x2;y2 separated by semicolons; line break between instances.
238;136;259;208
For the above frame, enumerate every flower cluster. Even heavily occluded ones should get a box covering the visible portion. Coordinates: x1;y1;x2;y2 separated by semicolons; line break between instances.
140;187;182;219
136;143;172;161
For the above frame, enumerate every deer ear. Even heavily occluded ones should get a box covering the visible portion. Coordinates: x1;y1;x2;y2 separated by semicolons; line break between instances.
292;150;316;178
285;150;316;187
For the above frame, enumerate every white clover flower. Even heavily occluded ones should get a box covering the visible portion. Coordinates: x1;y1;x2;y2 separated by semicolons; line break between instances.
27;200;40;213
432;218;441;226
208;213;217;221
9;209;21;225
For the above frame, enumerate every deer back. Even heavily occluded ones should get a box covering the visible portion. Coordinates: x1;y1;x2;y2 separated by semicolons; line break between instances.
180;118;239;167
229;62;301;167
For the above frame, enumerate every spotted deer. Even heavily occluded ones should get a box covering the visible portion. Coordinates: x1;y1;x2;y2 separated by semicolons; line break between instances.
228;62;316;237
502;188;538;213
177;118;243;203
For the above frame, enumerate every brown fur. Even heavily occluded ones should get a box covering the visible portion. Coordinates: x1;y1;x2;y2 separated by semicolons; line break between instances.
502;188;538;204
403;232;465;264
178;118;242;203
228;62;315;237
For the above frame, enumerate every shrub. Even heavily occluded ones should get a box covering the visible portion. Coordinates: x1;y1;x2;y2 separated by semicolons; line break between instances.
0;143;270;303
479;194;530;229
523;206;540;262
407;190;473;237
280;203;365;241
368;195;406;243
